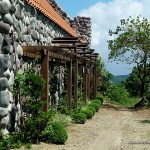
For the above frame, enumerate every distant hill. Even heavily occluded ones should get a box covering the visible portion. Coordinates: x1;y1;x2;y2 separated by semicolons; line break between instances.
111;75;129;83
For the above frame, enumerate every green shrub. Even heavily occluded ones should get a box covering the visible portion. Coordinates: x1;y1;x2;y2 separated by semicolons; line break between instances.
96;96;104;103
92;100;101;105
72;113;87;124
107;84;129;103
87;106;96;114
57;99;70;115
89;103;100;112
51;113;72;127
81;109;93;119
43;121;68;144
0;132;22;150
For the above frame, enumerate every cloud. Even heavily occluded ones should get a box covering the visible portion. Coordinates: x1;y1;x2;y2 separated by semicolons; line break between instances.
78;0;150;75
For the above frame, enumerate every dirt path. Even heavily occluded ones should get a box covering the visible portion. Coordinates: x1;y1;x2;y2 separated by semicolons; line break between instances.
31;106;150;150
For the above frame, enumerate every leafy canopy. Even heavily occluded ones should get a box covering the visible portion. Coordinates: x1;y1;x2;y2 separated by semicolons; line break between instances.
108;16;150;64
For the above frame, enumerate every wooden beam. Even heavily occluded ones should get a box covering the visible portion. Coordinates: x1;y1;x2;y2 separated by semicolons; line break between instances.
52;40;80;44
67;59;72;111
53;37;79;40
41;49;49;111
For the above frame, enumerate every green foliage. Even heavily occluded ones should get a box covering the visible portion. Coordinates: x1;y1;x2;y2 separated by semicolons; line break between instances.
13;59;59;144
87;106;96;114
107;84;129;102
51;113;72;127
111;75;129;84
57;99;71;115
89;102;100;112
108;16;150;104
0;132;22;150
92;100;101;105
124;65;150;98
22;109;56;143
42;121;68;144
96;96;104;103
94;57;112;95
81;109;93;119
72;113;87;124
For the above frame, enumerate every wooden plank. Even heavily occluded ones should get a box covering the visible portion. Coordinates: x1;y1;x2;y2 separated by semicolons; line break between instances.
74;57;78;107
53;37;79;41
41;49;49;111
67;59;72;111
52;40;80;44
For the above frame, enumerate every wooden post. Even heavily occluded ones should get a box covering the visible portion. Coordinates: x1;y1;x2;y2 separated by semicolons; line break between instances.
93;64;97;99
87;64;90;100
83;61;88;102
41;49;49;111
78;64;83;100
89;64;93;99
67;59;72;111
74;58;78;107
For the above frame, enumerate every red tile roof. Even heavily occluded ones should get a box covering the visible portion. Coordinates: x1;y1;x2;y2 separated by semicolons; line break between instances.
27;0;79;37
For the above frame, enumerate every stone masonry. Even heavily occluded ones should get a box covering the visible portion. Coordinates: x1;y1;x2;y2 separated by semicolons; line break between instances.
0;0;92;134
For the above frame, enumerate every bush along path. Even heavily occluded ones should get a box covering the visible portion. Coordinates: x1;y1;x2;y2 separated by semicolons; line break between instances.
0;60;103;150
0;95;103;150
31;103;150;150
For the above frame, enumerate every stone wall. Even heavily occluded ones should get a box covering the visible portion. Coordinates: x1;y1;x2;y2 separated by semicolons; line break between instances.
0;0;92;134
0;0;72;134
70;17;92;45
48;0;92;44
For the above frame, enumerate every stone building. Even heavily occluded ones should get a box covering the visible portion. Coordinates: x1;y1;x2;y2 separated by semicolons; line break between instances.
0;0;92;134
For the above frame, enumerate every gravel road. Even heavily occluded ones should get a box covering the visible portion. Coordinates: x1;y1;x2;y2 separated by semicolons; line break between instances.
29;106;150;150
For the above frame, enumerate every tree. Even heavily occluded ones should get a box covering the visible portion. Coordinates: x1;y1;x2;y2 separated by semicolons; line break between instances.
124;64;150;98
96;57;112;95
108;16;150;106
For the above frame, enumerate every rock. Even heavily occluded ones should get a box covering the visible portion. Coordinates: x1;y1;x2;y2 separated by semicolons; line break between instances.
4;13;13;25
0;107;8;118
0;54;11;70
0;77;9;89
8;70;14;87
0;115;9;127
9;45;13;54
24;16;30;25
3;69;11;79
10;0;15;4
0;89;10;108
0;0;11;14
0;33;3;44
31;30;38;40
10;4;16;13
23;35;31;44
7;103;12;112
2;34;10;47
15;4;21;19
16;44;23;58
0;21;10;34
9;54;14;71
2;35;10;54
8;91;13;103
1;128;9;135
27;25;31;34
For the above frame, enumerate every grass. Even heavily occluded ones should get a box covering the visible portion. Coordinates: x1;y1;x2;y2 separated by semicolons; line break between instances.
105;96;141;108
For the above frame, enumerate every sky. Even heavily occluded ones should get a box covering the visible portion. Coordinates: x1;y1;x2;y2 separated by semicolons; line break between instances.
55;0;150;75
